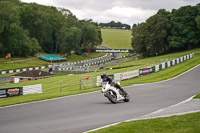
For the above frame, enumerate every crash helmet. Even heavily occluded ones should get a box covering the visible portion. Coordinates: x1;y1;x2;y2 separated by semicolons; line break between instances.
101;72;107;79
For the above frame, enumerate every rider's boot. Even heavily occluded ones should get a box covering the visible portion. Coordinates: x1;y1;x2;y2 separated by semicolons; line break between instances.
120;87;127;96
115;83;127;96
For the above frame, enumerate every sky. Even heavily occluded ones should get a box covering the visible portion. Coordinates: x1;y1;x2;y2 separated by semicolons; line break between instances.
20;0;199;26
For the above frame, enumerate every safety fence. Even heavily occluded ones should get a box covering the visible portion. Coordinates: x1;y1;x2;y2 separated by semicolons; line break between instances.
96;53;194;86
0;84;42;98
59;75;96;91
80;75;96;90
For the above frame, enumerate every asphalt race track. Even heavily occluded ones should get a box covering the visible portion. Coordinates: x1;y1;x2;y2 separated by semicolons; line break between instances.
0;65;200;133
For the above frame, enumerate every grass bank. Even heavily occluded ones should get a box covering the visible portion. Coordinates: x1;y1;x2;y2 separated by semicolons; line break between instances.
101;29;132;49
0;49;199;107
91;112;200;133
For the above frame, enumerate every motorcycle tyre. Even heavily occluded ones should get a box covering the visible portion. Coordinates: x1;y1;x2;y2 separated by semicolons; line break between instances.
123;90;130;102
107;91;117;104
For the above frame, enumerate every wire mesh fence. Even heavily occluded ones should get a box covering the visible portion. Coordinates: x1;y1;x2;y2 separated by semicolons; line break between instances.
80;75;96;90
59;75;96;92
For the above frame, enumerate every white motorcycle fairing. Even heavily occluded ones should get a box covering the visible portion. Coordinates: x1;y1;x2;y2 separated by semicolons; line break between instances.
101;82;129;103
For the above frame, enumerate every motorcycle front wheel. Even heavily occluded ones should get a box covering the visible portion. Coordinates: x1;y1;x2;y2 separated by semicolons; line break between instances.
107;90;117;104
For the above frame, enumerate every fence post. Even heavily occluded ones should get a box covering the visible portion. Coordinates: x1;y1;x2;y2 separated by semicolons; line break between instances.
93;76;96;87
80;78;82;90
165;62;168;68
151;66;155;73
60;81;62;92
159;64;162;71
19;87;23;95
170;60;173;66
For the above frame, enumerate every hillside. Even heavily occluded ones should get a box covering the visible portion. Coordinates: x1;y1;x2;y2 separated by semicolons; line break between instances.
101;29;132;49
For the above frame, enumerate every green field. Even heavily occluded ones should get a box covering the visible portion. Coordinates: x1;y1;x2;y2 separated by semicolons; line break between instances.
91;112;200;133
101;29;132;49
0;49;199;107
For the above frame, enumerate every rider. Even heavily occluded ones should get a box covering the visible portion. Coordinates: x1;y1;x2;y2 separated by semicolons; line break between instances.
100;72;126;95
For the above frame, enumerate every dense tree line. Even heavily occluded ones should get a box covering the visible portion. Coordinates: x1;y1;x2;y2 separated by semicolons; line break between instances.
99;21;131;30
0;0;102;57
132;3;200;57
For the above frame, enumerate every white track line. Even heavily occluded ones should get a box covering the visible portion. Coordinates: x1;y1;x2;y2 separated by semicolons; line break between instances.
85;95;199;133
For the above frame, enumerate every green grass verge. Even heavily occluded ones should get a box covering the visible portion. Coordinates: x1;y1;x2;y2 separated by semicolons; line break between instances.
194;94;200;98
0;49;199;107
101;29;132;49
91;112;200;133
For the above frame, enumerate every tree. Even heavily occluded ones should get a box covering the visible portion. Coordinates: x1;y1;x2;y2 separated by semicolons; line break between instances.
99;21;131;29
131;23;147;57
0;1;40;57
196;16;200;29
21;4;82;54
56;8;80;54
0;43;5;57
132;9;172;57
196;3;200;30
0;0;20;3
21;3;59;53
132;3;200;57
61;27;82;56
98;29;103;44
0;1;103;57
80;21;100;49
168;5;200;50
145;9;172;56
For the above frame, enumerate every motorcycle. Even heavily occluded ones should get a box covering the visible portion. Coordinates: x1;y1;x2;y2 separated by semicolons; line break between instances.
101;82;130;104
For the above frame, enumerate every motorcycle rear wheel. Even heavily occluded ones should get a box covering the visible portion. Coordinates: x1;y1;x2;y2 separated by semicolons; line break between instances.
123;90;130;102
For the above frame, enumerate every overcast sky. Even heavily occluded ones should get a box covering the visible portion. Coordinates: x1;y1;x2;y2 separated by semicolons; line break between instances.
21;0;199;26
